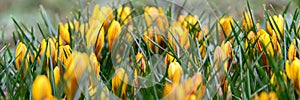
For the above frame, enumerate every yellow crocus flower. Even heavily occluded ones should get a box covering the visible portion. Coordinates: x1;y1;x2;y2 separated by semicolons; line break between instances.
144;6;169;33
266;15;284;38
86;20;105;59
163;62;183;96
182;15;199;30
89;52;100;79
53;66;60;85
213;46;226;71
100;5;114;30
219;16;234;42
164;52;177;66
117;6;131;24
15;42;29;71
220;41;233;72
39;38;56;65
59;22;71;44
253;91;278;100
112;68;128;99
64;51;90;100
107;20;121;51
288;39;300;61
32;75;56;100
242;12;253;32
167;62;182;84
89;5;113;30
58;45;72;66
285;59;300;94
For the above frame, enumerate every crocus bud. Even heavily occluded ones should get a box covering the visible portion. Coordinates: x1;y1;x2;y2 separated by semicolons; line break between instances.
164;52;177;66
219;16;234;42
64;52;90;100
107;20;121;51
168;22;190;50
213;46;227;71
163;62;182;96
242;12;253;32
89;52;100;79
117;6;131;24
197;25;209;41
144;6;169;33
285;59;300;94
167;62;182;84
112;68;128;99
288;39;300;61
266;15;284;38
39;38;56;65
15;42;29;71
32;75;56;100
270;71;287;91
53;66;60;86
101;5;114;30
257;29;272;54
221;41;233;72
182;15;199;30
183;72;205;100
86;20;105;59
59;22;72;44
136;52;146;74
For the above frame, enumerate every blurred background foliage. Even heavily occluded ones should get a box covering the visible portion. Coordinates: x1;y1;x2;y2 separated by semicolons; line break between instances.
0;0;299;48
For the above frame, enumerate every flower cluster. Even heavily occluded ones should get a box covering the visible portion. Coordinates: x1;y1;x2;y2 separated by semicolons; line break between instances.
9;2;300;100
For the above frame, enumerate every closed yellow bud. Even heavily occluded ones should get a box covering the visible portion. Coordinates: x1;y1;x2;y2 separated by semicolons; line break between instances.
285;59;300;94
168;22;190;50
15;42;29;71
112;68;128;99
183;72;205;99
221;41;233;59
86;21;105;59
257;29;273;55
245;31;255;53
53;67;60;85
182;15;199;30
117;6;131;24
89;4;101;26
136;52;146;74
164;52;177;66
177;15;186;24
197;25;209;41
167;62;182;84
221;41;233;72
257;29;282;66
64;52;90;100
144;6;169;33
288;39;300;61
101;5;114;30
219;16;234;41
242;12;253;32
32;75;56;100
213;46;227;71
266;15;284;38
89;52;100;79
270;71;287;91
107;20;121;51
59;22;71;44
39;38;56;65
